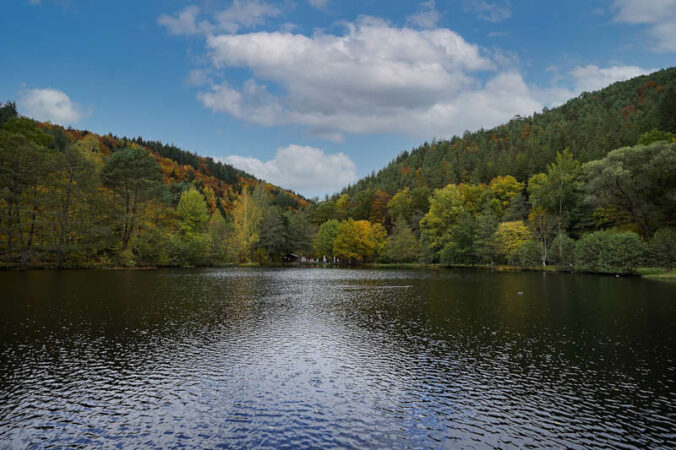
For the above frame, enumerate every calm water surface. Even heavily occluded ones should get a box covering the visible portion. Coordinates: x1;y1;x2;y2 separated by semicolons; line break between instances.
0;268;674;448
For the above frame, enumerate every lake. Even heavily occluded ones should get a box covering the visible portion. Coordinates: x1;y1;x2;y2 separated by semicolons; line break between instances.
0;268;674;448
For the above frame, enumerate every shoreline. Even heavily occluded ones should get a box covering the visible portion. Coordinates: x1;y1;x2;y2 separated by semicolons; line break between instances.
2;261;674;280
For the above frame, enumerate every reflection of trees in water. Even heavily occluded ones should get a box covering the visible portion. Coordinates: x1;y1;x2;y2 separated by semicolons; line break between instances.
0;268;674;447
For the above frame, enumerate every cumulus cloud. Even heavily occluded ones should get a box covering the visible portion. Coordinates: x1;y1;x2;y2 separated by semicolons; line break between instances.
197;17;560;140
406;0;441;29
463;0;512;23
220;145;357;196
158;1;280;36
570;64;653;92
168;6;650;142
611;0;676;52
18;88;84;125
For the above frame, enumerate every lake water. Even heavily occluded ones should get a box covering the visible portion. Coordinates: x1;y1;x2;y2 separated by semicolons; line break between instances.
0;268;674;448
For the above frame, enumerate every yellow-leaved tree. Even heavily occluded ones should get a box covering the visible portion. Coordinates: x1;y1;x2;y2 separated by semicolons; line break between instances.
333;219;386;264
494;220;531;261
229;186;265;262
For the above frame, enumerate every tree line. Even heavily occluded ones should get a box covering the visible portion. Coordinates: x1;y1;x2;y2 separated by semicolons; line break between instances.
1;66;675;273
0;103;311;268
308;137;675;273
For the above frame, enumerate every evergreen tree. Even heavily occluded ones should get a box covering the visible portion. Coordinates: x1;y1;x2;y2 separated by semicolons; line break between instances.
384;216;420;263
658;87;676;134
0;101;17;128
259;206;289;260
47;145;98;267
101;147;164;250
474;209;499;265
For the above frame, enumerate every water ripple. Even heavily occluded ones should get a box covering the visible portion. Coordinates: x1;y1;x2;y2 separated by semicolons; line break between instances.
0;268;674;448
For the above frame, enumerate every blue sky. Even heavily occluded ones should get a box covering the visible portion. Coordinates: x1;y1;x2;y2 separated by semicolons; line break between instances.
2;0;674;197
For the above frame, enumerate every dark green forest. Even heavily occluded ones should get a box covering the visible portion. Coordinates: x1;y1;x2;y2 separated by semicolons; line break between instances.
340;67;676;197
1;67;675;273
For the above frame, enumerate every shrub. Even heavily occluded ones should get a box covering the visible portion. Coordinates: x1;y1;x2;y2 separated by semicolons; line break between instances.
254;247;269;264
169;233;210;267
508;239;540;266
548;233;576;267
649;228;676;268
132;227;173;267
440;242;468;265
574;230;646;274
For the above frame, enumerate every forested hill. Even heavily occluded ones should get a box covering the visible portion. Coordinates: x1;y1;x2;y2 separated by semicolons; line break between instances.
0;103;314;268
67;125;306;211
18;113;308;212
341;66;676;198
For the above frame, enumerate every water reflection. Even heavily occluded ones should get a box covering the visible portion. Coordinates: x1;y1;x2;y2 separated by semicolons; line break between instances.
0;268;674;447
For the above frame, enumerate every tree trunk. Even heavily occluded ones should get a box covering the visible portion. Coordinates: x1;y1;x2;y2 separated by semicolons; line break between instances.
5;201;14;259
542;241;547;267
122;190;131;250
23;204;38;266
57;183;73;269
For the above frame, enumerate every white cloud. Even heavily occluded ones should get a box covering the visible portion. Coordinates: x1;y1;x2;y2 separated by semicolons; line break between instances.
215;0;281;33
199;17;558;140
158;1;280;36
220;145;357;196
18;88;85;125
463;0;512;23
406;0;441;29
611;0;676;51
570;64;653;92
169;9;651;142
158;5;203;35
307;0;329;10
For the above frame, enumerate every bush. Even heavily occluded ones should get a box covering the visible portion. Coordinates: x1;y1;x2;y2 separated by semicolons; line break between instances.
133;228;170;266
548;233;576;267
507;239;540;266
440;242;470;265
254;247;269;264
649;228;676;268
169;233;210;267
574;230;647;274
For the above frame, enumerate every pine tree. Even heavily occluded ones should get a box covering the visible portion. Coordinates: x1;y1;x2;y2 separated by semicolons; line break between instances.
384;216;421;263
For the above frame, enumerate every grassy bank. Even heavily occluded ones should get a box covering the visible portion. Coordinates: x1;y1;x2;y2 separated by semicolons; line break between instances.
636;267;676;280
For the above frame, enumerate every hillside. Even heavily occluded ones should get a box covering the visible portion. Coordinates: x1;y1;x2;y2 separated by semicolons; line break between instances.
335;67;676;208
0;105;311;268
38;123;308;212
302;67;675;270
1;67;674;270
